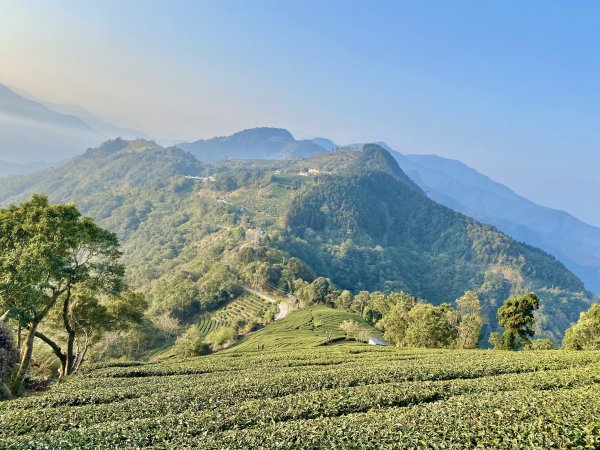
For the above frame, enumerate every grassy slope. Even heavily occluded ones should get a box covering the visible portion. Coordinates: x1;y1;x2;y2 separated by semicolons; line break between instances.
233;305;383;351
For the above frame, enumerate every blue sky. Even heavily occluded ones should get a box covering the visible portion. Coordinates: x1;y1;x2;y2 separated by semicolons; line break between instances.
1;1;599;225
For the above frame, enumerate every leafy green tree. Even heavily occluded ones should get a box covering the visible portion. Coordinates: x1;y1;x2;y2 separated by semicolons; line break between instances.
495;292;540;350
488;332;503;350
563;304;600;350
335;290;354;310
350;291;371;315
404;303;457;348
38;290;146;376
380;294;417;346
0;195;125;392
310;277;331;303
455;291;483;349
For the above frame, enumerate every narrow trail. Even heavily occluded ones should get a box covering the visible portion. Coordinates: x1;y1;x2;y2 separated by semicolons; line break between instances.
241;285;290;320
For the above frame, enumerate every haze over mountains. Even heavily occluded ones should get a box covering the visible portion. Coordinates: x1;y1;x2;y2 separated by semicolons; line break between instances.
387;151;600;293
1;82;598;293
0;83;144;164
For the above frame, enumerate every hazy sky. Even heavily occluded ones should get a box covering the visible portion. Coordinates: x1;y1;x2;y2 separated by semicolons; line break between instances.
1;1;599;225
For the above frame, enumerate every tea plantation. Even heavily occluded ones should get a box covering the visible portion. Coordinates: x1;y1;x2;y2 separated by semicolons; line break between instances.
1;346;599;449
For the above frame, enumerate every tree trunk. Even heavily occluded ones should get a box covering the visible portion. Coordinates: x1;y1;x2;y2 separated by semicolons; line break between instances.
34;331;67;378
62;288;76;375
11;291;62;395
11;322;38;395
66;330;76;375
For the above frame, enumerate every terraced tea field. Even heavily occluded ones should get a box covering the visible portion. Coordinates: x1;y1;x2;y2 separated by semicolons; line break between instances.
213;293;272;324
235;305;382;350
1;346;599;449
197;316;221;337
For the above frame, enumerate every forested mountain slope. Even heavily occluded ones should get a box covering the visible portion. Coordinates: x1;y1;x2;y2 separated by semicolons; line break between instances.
386;147;600;293
312;140;600;294
0;140;591;340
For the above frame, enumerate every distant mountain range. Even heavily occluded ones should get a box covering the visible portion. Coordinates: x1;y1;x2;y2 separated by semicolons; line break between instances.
1;86;598;294
0;83;145;163
0;159;52;177
177;127;325;162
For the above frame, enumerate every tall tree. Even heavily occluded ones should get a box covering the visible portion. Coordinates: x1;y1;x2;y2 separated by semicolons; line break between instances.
563;304;600;350
455;291;483;349
404;303;458;348
380;294;417;346
0;195;124;392
495;292;540;350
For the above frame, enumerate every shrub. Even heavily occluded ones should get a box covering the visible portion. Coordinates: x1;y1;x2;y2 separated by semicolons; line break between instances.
205;327;238;351
174;326;211;357
524;339;557;350
242;321;261;334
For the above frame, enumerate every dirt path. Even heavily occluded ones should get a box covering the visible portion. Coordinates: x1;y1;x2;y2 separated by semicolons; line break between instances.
241;285;290;320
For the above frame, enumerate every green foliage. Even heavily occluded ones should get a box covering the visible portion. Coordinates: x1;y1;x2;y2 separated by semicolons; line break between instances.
384;302;457;348
563;304;600;350
282;164;588;340
235;305;381;350
489;332;504;350
524;339;557;350
197;317;220;338
379;294;418;346
174;326;211;357
1;346;600;448
0;141;591;349
455;291;483;349
214;294;272;326
0;195;126;391
204;327;238;351
496;293;540;350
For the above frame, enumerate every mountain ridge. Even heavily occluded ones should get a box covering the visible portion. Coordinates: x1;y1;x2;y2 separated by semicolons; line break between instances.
0;139;592;340
177;127;326;162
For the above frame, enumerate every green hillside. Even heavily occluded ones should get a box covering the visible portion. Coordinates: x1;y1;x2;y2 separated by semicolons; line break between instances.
234;305;382;350
213;293;273;324
1;346;599;448
0;139;592;342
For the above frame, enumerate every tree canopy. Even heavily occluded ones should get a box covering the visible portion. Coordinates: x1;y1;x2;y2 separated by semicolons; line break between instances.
563;304;600;350
0;195;128;392
493;292;540;350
